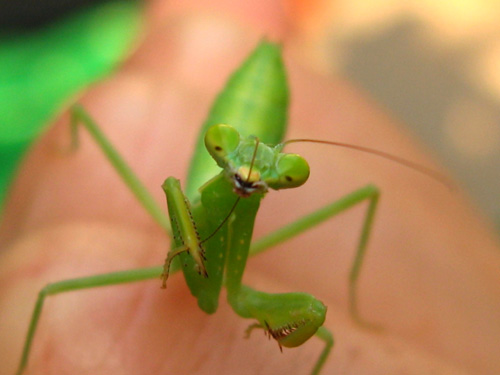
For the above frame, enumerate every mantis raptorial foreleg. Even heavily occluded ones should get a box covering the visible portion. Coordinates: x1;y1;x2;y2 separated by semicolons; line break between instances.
161;176;209;288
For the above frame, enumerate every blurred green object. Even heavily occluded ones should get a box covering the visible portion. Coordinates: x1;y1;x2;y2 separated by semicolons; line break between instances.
0;0;143;214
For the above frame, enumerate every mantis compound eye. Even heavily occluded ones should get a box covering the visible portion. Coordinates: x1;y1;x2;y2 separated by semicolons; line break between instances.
205;124;241;167
271;153;310;190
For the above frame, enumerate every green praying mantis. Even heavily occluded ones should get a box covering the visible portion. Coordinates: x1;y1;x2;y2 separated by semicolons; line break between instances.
14;40;448;375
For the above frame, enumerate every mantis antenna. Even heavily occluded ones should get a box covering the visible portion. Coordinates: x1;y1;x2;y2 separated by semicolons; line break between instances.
281;138;453;190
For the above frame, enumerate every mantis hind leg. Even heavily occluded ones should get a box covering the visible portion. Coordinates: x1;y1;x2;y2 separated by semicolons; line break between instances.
69;104;171;234
347;186;380;327
15;266;163;375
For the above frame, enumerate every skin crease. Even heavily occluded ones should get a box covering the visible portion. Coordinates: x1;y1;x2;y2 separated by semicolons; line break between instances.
1;1;500;374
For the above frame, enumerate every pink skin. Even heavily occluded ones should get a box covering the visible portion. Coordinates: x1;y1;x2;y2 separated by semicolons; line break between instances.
1;2;500;374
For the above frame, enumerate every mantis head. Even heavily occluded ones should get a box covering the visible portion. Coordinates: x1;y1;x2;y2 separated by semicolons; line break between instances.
204;124;310;197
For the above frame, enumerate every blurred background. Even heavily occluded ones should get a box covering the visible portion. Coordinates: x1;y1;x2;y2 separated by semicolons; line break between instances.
286;0;500;227
1;0;499;227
